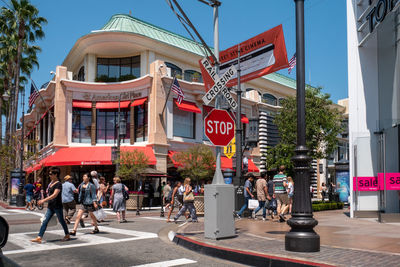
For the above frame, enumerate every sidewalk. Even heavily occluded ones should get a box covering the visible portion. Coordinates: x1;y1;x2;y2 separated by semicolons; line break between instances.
0;201;25;210
172;209;400;266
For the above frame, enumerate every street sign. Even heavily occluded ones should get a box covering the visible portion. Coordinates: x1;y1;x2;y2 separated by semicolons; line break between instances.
199;24;289;90
224;137;236;159
204;109;235;147
201;59;237;110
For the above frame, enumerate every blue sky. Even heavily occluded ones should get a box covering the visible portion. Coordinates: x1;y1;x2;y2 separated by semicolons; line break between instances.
18;0;347;111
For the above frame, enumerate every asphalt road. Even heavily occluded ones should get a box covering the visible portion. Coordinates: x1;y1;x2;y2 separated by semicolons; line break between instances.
1;207;245;267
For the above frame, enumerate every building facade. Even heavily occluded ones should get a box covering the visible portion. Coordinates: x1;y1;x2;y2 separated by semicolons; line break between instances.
348;0;400;219
21;14;301;188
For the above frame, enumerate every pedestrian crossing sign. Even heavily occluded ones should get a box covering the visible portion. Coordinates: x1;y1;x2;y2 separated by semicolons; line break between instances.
224;137;236;159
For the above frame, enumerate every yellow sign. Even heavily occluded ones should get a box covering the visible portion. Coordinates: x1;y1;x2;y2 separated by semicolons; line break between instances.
224;137;236;159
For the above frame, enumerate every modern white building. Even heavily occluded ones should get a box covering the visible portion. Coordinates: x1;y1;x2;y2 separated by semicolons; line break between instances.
347;0;400;220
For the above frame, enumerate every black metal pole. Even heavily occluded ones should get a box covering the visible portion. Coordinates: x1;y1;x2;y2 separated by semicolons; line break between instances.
116;94;121;175
285;0;320;252
235;45;242;186
160;177;164;217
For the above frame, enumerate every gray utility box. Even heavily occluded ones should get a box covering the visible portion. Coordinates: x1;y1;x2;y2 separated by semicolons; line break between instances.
204;184;235;239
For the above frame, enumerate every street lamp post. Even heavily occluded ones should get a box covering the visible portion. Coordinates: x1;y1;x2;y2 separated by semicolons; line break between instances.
116;94;127;175
285;0;320;252
2;91;10;203
15;87;26;207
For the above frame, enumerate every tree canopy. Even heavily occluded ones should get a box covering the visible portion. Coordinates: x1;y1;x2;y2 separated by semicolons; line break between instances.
173;144;215;183
117;150;149;180
266;87;344;172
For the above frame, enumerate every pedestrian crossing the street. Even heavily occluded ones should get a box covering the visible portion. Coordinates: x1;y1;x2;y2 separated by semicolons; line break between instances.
3;226;157;255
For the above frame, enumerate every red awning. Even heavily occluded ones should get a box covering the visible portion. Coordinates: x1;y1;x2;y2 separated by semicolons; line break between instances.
73;100;92;109
221;157;259;172
120;146;157;165
241;115;249;124
174;99;201;113
131;97;147;107
25;166;33;174
96;101;131;109
44;147;113;166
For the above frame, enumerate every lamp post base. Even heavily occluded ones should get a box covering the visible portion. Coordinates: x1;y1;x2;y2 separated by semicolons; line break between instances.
285;215;320;252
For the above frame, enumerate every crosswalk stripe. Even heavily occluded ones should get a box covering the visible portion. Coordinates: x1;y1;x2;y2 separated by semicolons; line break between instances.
6;209;43;217
131;258;197;267
139;217;166;221
4;226;157;255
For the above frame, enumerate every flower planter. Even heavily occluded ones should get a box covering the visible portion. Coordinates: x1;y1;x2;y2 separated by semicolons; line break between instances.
126;194;145;210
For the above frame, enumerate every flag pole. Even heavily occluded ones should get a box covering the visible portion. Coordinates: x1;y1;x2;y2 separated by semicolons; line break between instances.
160;75;176;118
30;79;55;121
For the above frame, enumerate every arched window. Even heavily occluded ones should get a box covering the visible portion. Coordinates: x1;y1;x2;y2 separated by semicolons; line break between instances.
184;70;203;83
77;66;85;81
165;62;182;78
278;98;286;106
262;93;277;106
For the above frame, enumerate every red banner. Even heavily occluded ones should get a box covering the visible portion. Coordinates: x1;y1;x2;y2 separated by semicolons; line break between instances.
199;24;289;92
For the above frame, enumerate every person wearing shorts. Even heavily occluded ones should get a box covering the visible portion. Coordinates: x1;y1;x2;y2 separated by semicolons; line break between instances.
69;173;99;236
273;165;289;222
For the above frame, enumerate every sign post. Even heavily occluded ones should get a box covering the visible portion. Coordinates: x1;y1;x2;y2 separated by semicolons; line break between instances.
204;0;235;240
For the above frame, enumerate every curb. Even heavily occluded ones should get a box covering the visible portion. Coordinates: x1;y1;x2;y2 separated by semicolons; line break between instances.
173;234;336;267
0;202;25;210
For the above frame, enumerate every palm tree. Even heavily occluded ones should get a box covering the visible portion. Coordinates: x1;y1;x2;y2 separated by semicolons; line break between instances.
1;0;46;149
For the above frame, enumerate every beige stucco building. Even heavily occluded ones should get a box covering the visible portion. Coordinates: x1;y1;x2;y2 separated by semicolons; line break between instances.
21;14;299;186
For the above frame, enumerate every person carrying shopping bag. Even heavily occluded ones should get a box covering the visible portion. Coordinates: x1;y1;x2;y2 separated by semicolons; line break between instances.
31;167;70;243
173;178;198;223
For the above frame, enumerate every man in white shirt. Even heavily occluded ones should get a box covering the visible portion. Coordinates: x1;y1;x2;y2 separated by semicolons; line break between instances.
90;171;100;191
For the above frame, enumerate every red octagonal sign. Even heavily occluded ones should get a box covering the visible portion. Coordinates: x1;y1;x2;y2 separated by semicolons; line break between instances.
204;109;235;146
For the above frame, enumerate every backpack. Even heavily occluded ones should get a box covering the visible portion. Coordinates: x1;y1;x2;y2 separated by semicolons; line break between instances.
121;184;129;200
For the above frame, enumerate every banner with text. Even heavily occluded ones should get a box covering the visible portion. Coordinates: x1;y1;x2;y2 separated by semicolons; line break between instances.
353;173;400;191
199;24;289;92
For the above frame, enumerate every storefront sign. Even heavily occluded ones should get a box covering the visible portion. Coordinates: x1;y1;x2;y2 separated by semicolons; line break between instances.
378;173;400;190
365;0;400;33
353;176;380;191
77;91;143;102
353;173;400;191
199;24;288;91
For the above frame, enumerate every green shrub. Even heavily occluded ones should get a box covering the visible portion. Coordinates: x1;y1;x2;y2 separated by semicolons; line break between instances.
311;201;344;212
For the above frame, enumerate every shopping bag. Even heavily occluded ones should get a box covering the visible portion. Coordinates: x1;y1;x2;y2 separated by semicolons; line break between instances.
40;214;57;227
93;208;106;221
248;199;259;210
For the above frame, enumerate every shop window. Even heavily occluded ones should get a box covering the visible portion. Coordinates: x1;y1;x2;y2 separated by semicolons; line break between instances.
262;93;278;106
96;109;131;144
165;62;182;79
135;104;147;142
96;56;140;82
77;66;85;81
173;103;195;139
184;70;202;83
72;108;92;143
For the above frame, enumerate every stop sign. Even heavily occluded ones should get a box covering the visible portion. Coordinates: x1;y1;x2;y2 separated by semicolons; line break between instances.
204;109;235;146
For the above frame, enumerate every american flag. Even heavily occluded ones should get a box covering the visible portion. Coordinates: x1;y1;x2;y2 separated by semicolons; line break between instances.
288;53;296;74
171;77;184;104
28;83;39;107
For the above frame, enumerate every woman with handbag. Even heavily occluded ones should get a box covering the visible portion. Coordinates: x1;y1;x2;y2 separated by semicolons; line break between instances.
110;176;129;223
69;173;99;235
31;167;70;243
173;178;198;223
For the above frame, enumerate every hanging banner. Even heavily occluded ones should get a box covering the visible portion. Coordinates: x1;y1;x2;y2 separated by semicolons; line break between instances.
199;24;289;92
